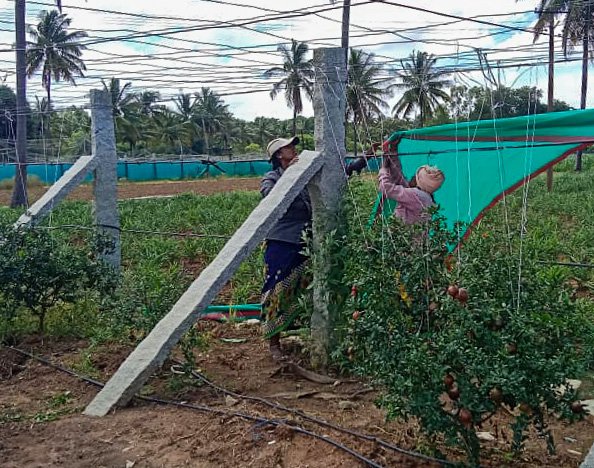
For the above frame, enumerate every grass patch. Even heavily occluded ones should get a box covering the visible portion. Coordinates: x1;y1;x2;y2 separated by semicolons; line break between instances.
1;162;593;345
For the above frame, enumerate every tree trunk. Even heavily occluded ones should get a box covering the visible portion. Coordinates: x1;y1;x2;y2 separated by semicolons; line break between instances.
292;107;297;136
546;18;555;190
46;75;52;158
46;74;51;111
352;119;358;156
576;17;589;172
11;0;28;208
201;118;209;154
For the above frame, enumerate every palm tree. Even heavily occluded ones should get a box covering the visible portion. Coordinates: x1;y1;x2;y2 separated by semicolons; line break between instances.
529;2;557;113
229;118;256;150
101;78;135;117
193;87;230;154
148;110;190;153
101;78;141;153
136;90;161;117
172;92;201;152
541;0;594;171
12;0;65;207
173;92;195;122
33;95;50;143
347;49;393;153
26;10;87;110
252;117;275;149
264;39;314;136
392;51;452;127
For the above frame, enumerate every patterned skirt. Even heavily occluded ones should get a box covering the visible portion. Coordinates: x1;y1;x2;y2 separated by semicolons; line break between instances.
261;240;309;339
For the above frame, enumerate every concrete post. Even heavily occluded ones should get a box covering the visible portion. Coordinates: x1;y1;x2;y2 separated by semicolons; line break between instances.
308;47;347;369
84;151;324;416
90;89;121;270
14;156;99;230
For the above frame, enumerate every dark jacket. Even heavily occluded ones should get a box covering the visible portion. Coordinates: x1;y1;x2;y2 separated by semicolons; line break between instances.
260;167;312;245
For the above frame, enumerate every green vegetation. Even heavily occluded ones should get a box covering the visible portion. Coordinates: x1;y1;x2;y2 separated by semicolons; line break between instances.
0;159;593;464
0;190;262;344
329;161;594;465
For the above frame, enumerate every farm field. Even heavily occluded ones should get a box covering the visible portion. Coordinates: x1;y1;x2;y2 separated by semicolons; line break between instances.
2;325;594;468
6;0;594;464
0;176;260;206
1;158;594;467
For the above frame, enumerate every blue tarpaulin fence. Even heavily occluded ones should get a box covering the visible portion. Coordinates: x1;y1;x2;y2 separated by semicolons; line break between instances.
0;157;381;184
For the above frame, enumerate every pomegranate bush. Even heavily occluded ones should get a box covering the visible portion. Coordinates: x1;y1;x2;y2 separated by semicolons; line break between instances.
331;193;594;465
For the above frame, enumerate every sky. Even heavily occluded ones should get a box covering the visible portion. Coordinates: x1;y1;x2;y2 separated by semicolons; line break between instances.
0;0;593;121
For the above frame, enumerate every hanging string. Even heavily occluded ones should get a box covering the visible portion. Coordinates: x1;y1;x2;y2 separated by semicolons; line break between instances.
516;66;539;312
485;72;517;308
332;65;402;265
452;43;463;271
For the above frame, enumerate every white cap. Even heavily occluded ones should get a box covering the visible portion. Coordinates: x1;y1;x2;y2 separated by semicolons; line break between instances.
266;136;299;159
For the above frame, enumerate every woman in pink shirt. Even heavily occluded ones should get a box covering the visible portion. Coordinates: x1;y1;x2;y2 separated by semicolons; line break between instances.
378;154;445;224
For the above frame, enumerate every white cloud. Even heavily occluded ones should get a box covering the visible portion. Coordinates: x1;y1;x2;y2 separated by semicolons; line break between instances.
0;0;592;121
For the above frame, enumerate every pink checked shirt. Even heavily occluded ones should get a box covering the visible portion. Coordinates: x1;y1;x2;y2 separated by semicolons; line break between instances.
378;167;435;225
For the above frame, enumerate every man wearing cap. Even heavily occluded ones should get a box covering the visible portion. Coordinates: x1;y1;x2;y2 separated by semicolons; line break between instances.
259;136;311;360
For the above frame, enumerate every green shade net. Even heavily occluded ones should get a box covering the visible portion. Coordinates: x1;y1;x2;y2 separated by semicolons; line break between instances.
372;109;594;240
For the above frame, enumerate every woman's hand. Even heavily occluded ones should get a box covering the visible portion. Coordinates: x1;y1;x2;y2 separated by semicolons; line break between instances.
383;155;401;172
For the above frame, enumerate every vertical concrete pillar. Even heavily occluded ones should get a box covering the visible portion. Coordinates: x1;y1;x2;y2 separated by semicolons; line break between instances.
91;89;121;270
309;47;347;369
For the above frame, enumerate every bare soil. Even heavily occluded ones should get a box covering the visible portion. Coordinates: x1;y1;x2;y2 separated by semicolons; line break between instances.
0;177;260;206
1;324;593;467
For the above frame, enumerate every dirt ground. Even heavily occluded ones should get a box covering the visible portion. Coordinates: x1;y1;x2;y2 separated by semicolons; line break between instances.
1;177;594;466
0;177;260;206
1;323;594;468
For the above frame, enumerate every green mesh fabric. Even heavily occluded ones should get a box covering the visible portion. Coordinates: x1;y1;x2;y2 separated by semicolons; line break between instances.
372;109;594;238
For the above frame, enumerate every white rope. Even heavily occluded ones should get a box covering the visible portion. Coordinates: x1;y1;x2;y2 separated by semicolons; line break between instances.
47;110;68;233
6;112;29;210
486;78;517;308
516;67;539;312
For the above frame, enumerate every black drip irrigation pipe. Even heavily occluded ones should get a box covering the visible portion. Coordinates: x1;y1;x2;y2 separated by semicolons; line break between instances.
35;224;231;240
3;346;384;468
172;361;458;467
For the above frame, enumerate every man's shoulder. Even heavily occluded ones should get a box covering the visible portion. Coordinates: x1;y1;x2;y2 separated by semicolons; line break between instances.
262;168;281;180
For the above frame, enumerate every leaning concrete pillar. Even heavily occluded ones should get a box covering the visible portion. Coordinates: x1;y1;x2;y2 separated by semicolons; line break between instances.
90;89;121;270
84;152;324;416
308;47;347;369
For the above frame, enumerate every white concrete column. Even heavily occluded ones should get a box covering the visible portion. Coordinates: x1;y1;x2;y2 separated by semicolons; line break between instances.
91;89;121;270
309;47;347;369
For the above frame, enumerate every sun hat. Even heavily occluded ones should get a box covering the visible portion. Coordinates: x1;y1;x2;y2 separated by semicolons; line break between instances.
415;165;445;194
266;136;300;159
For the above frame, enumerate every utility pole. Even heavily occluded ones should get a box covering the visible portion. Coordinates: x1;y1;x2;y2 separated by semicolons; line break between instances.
11;0;28;208
341;0;351;64
576;11;590;172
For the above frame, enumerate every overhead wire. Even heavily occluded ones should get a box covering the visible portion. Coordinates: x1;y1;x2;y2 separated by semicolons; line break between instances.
0;1;589;115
